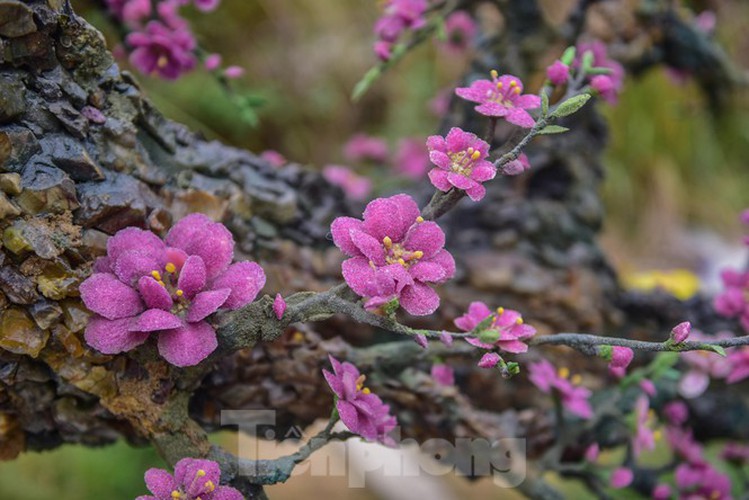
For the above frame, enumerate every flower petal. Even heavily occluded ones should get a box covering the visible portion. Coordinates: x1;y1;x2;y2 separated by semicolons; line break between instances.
362;194;420;242
341;257;382;297
138;276;173;311
399;282;440;316
144;468;177;498
84;316;150;354
165;213;234;279
211;486;245;500
80;273;144;320
350;230;386;265
130;309;183;332
506;108;535;128
157;321;218;367
465;183;486;201
107;227;165;262
177;255;207;299
428;168;452;192
174;458;221;497
209;261;266;310
114;250;162;286
403;221;445;258
186;288;231;322
330;217;365;256
409;261;447;283
447;172;475;190
428;150;452;170
337;400;360;436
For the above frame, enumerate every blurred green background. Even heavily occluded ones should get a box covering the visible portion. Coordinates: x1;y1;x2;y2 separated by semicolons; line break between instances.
2;0;748;498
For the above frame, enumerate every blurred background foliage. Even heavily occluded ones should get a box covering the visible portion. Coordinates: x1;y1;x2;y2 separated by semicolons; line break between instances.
2;0;748;498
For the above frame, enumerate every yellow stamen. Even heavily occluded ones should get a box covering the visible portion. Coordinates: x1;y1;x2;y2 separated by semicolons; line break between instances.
558;367;570;379
416;216;424;223
165;262;176;273
496;307;504;315
653;430;662;441
151;270;162;281
204;480;215;493
292;331;305;343
397;258;406;266
496;81;503;89
176;289;184;297
157;280;165;287
510;80;517;87
515;317;523;325
383;236;393;248
196;469;206;478
571;374;582;385
171;491;181;499
157;55;168;68
471;150;481;161
514;87;521;94
490;69;498;79
362;388;371;394
412;250;424;259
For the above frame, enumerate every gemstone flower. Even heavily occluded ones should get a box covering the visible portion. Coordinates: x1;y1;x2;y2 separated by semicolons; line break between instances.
455;302;536;354
331;194;455;316
126;21;197;80
426;127;496;201
455;70;540;127
137;457;242;500
528;359;593;419
323;356;397;445
80;214;266;367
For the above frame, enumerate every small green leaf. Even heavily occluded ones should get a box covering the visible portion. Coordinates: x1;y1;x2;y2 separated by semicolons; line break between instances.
561;46;577;66
588;66;613;76
383;297;400;317
581;50;594;73
506;362;520;376
551;93;591;118
537;125;569;135
597;345;613;361
699;344;727;357
541;91;549;116
478;329;501;344
352;66;383;101
474;314;495;332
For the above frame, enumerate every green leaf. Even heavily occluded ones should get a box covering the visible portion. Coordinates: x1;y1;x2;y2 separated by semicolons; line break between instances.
382;297;400;317
478;329;500;344
541;91;549;116
561;46;576;66
597;345;613;361
581;50;594;73
551;93;591;118
537;125;569;135
474;314;495;332
352;66;383;101
505;362;520;376
588;66;613;76
699;344;727;357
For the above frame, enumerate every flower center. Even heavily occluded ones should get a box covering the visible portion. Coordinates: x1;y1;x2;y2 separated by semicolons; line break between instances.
150;262;189;313
486;73;521;107
355;374;371;394
449;147;482;176
382;236;424;268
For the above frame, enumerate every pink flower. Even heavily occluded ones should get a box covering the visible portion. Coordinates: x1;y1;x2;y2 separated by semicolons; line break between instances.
740;208;749;225
546;60;569;86
414;333;428;349
394;138;430;179
677;332;732;398
260;150;286;167
105;0;151;27
194;0;220;12
137;457;243;500
223;66;244;79
273;293;286;320
671;321;692;344
203;53;221;70
584;443;599;462
666;426;704;464
610;467;633;489
652;484;672;500
372;0;427;59
439;331;453;346
426;127;496;201
455;303;536;354
610;346;634;369
663;401;688;426
429;88;452;117
575;41;625;103
501;153;531;176
127;21;197;80
674;462;731;500
455;71;540;128
695;11;717;35
528;359;593;419
343;134;389;163
323;356;397;445
590;75;617;104
632;396;656;457
721;442;749;463
374;41;393;61
478;352;501;369
726;346;749;384
441;11;477;53
714;269;749;332
431;363;455;386
331;194;455;316
639;378;656;397
322;165;373;201
80;214;266;367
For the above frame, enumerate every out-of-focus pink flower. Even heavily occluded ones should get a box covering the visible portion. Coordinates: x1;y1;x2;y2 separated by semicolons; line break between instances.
374;41;393;62
590;75;617;104
584;443;599;462
323;356;397;445
426;127;496;201
528;359;593;419
439;331;453;346
431;363;455;386
105;0;151;27
455;303;536;354
663;401;689;426
126;21;197;80
441;11;477;53
273;293;286;320
721;442;749;463
456;71;540;127
714;269;749;332
639;378;656;397
666;426;704;464
429;88;452;117
652;484;672;500
137;457;243;500
671;321;692;344
80;214;266;367
224;66;245;79
726;346;749;384
194;0;220;12
739;208;749;225
575;40;625;103
322;165;373;201
372;0;428;60
674;462;731;500
477;352;501;369
501;153;531;176
546;60;570;86
610;467;633;489
695;11;717;35
331;194;455;316
394;138;430;180
260;150;286;167
343;134;389;164
203;53;221;70
632;396;656;457
678;332;732;398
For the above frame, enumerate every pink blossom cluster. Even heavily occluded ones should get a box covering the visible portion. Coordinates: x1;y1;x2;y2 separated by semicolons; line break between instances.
373;0;428;61
455;70;541;128
138;457;242;500
528;359;592;419
340;134;430;184
80;214;266;366
575;41;625;104
714;268;749;332
323;356;397;445
323;165;373;201
331;194;455;316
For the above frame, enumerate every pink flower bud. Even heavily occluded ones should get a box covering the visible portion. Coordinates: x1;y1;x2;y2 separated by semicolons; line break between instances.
610;467;633;489
204;53;222;70
639;378;656;397
502;153;531;176
431;363;455;386
610;346;634;369
224;66;245;79
414;334;428;349
546;60;570;86
477;352;501;369
670;321;691;344
652;484;672;500
439;331;453;346
374;41;392;62
584;443;599;462
273;293;286;320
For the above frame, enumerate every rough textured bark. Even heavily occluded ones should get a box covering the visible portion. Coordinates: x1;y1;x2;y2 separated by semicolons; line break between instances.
0;0;746;497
